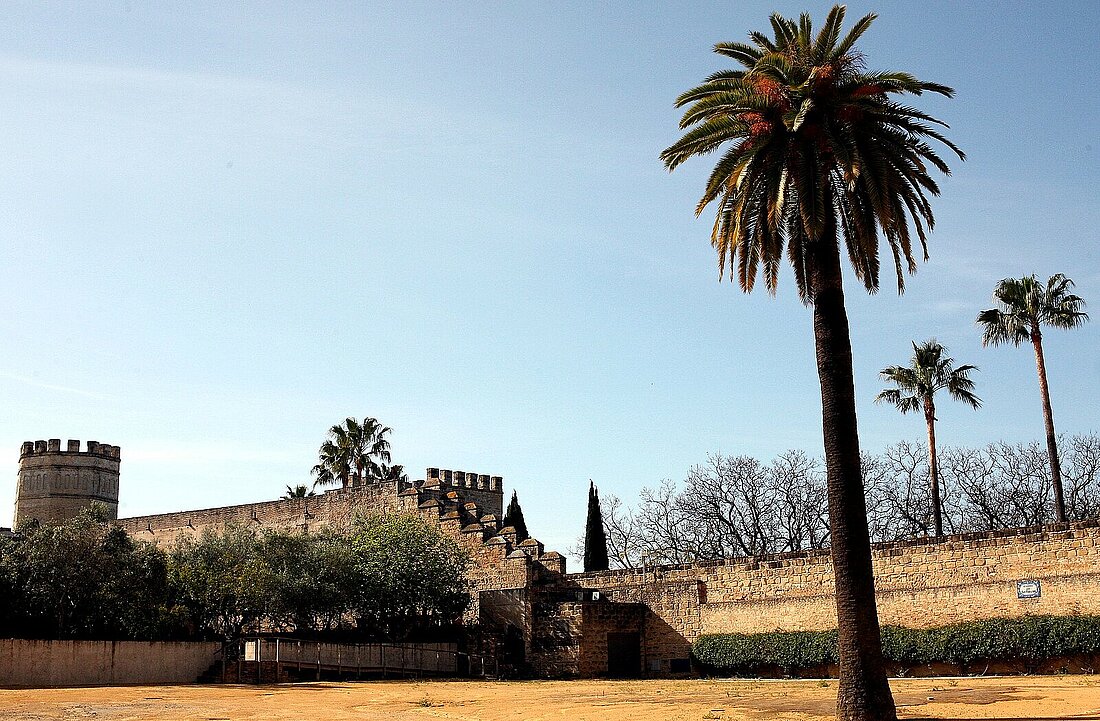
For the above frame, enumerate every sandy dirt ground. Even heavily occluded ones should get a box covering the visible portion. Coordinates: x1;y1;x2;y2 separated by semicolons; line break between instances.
3;677;1100;721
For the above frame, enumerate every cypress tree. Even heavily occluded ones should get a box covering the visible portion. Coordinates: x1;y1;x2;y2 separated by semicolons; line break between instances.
583;481;609;572
502;490;529;542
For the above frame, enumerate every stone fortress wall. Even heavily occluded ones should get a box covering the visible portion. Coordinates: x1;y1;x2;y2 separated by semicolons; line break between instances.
12;440;1100;678
116;467;508;543
15;439;122;525
539;521;1100;677
114;465;566;631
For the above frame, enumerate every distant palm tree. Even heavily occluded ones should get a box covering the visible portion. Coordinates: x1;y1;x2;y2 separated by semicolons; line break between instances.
661;6;963;719
334;417;393;486
376;463;408;484
311;417;393;490
977;274;1089;522
876;340;981;537
283;484;315;499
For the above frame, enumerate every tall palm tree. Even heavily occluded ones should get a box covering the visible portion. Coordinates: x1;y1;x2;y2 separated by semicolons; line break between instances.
876;340;981;537
661;7;962;720
311;436;351;490
977;274;1088;522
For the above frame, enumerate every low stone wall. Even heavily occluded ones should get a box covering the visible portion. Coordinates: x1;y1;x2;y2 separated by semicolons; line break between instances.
0;640;221;687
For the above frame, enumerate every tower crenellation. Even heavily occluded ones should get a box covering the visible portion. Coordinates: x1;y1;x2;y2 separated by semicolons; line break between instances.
20;439;121;460
425;467;503;517
14;439;122;527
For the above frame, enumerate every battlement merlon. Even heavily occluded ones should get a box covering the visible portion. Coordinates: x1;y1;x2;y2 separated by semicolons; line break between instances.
425;467;503;493
21;440;121;461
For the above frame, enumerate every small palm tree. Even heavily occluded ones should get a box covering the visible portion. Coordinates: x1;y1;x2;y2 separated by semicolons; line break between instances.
977;274;1089;522
876;340;981;537
283;484;315;499
376;463;408;484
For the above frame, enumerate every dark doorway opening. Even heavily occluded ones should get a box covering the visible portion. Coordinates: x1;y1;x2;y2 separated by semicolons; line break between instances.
606;632;641;678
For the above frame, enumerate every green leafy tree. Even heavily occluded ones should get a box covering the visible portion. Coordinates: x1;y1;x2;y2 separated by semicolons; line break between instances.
347;513;470;640
502;490;530;542
876;340;981;537
583;481;609;572
1;507;170;639
167;525;273;640
661;7;962;719
283;484;316;499
259;529;356;632
977;274;1089;521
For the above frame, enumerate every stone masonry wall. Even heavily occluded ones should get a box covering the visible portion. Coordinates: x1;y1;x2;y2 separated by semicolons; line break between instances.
115;467;563;630
116;481;406;543
529;601;645;678
564;520;1100;673
16;440;121;525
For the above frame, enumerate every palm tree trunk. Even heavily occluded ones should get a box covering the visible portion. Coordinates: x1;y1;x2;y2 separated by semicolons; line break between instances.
811;235;897;721
923;397;943;537
1030;327;1066;522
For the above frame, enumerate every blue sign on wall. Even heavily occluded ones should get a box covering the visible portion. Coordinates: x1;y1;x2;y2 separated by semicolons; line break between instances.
1016;580;1041;599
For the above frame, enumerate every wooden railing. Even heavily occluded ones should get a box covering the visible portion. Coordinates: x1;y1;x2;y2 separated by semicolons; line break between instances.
219;638;498;682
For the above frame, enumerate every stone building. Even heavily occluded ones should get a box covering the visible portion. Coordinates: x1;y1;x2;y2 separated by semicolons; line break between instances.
12;439;1100;678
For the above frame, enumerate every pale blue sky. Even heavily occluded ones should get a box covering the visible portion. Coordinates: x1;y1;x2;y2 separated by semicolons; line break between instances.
2;2;1098;563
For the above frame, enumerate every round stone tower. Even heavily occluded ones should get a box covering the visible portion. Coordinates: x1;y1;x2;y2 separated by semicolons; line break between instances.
14;439;121;526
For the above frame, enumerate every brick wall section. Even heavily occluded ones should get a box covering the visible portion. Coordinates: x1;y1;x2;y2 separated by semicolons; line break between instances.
106;463;1100;680
564;520;1100;672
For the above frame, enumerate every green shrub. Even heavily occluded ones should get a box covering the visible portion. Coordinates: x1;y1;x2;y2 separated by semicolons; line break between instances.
693;615;1100;676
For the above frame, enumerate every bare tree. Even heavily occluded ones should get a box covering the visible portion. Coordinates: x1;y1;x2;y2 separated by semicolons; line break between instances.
1063;433;1100;520
602;433;1099;568
596;493;644;569
678;455;778;558
633;479;709;564
771;450;830;552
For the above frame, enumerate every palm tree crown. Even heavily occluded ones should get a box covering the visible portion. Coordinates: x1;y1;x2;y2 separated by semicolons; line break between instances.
977;274;1088;346
661;5;963;301
876;340;981;414
311;417;394;490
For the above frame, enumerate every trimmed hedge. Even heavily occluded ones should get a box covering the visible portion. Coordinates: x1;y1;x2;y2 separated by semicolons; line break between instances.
693;615;1100;675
